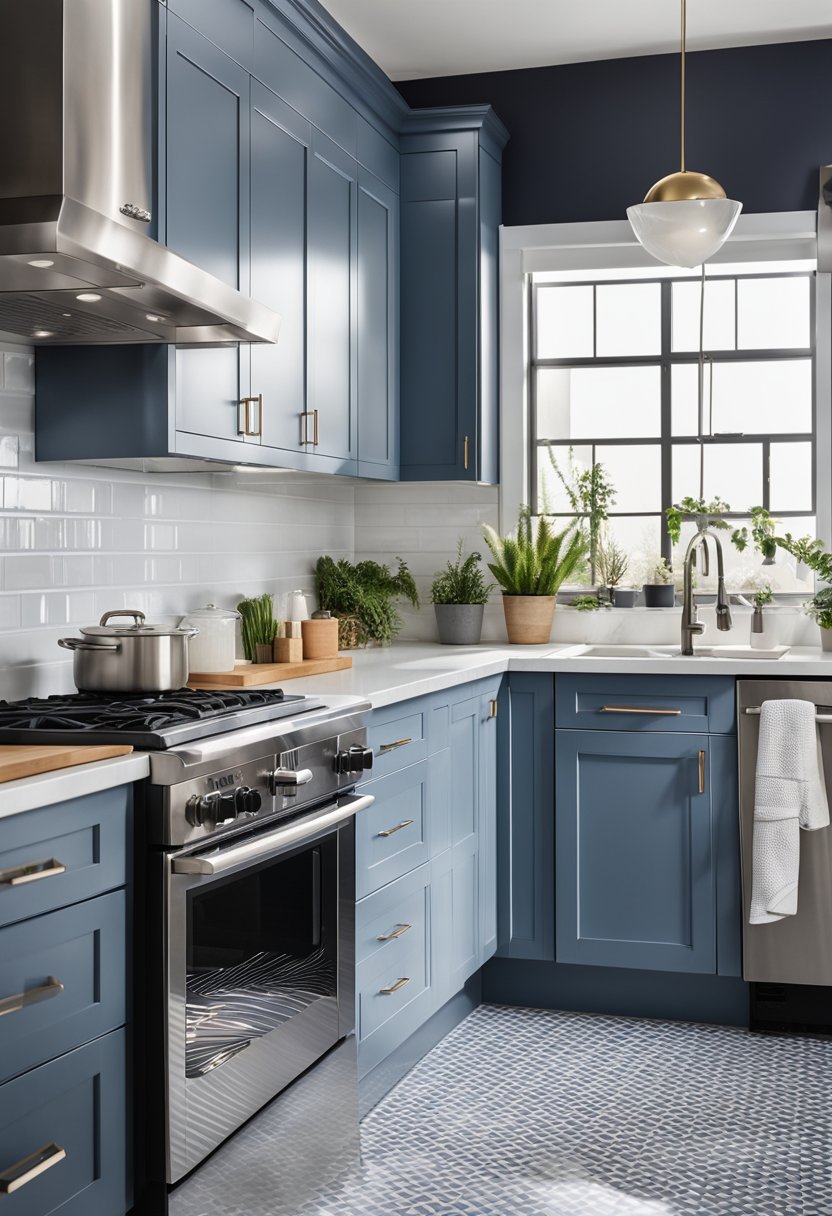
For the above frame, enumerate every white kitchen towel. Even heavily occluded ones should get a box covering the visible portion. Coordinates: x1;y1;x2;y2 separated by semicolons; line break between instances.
749;699;830;924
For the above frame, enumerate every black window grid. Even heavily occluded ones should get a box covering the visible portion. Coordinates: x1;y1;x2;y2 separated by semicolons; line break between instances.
529;271;817;566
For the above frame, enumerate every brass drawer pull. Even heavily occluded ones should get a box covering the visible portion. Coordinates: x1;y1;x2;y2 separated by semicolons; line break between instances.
313;408;319;447
377;819;414;839
377;923;412;942
698;749;706;795
238;394;262;437
0;1143;66;1194
300;410;320;446
378;737;412;754
463;434;469;471
378;976;410;996
0;976;64;1019
0;859;66;887
599;706;682;716
488;699;498;719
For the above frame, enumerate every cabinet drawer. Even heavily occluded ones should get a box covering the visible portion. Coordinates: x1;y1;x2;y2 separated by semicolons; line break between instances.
555;675;735;735
356;863;430;969
366;709;427;778
356;763;430;897
0;788;131;930
0;1030;127;1216
357;928;429;1043
0;892;126;1085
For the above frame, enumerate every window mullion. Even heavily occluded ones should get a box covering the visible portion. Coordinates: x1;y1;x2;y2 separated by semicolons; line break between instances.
661;279;673;565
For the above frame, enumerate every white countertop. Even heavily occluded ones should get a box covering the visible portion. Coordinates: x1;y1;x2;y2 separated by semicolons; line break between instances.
0;752;150;819
6;640;832;816
239;641;832;709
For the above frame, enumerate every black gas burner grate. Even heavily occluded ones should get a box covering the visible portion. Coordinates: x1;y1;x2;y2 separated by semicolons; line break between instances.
0;687;319;748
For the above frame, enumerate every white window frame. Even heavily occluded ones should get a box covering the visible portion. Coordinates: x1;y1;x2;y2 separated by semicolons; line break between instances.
499;213;832;552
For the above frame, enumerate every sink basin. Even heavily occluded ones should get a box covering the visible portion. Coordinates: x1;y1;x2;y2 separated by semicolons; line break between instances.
569;643;790;660
570;645;677;658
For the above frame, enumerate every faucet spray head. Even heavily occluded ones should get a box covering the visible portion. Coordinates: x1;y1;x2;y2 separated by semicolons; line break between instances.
716;577;733;631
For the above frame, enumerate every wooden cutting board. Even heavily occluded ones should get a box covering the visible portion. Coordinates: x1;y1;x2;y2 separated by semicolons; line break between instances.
188;656;352;688
0;744;134;785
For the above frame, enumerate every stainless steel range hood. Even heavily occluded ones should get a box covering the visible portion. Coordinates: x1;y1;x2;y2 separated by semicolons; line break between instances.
0;0;280;346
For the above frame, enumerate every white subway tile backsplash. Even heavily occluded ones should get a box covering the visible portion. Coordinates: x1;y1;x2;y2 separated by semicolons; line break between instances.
3;351;34;393
0;436;19;469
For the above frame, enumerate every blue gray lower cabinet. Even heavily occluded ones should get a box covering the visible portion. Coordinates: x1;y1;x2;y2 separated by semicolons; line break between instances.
0;787;132;1216
355;678;501;1079
496;674;555;961
0;1030;128;1216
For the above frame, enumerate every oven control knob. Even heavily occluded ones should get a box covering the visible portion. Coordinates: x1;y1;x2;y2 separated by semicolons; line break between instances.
186;792;229;829
336;746;374;775
234;786;262;816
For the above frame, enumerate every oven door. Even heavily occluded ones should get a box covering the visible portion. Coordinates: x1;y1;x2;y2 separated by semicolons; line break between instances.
164;792;372;1184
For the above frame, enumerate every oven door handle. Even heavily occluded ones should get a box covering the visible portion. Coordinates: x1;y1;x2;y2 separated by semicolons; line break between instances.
171;794;374;876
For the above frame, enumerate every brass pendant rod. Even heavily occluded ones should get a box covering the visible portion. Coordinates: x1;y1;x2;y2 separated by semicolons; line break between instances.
680;0;687;173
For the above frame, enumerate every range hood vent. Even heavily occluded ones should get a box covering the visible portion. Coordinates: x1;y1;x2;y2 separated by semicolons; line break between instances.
0;1;280;346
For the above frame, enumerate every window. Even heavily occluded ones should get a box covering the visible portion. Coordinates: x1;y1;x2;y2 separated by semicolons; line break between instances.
530;262;818;588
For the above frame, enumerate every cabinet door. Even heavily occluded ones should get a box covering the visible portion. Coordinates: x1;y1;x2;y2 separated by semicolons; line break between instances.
446;695;481;986
556;730;716;974
356;167;399;480
165;14;250;447
478;688;499;963
497;674;555;961
307;131;358;471
249;81;313;467
165;14;249;289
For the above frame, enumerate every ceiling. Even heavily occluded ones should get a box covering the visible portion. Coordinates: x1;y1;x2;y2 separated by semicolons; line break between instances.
319;0;832;80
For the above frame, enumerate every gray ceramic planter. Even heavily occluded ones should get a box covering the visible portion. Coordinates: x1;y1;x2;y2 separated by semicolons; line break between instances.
642;584;676;608
611;588;637;608
434;603;485;645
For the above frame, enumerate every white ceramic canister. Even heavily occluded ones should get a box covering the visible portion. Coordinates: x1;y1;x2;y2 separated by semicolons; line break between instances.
179;604;241;672
287;589;309;621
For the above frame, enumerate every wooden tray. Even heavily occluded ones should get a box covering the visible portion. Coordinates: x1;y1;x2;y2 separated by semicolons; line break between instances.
0;744;134;784
188;656;352;688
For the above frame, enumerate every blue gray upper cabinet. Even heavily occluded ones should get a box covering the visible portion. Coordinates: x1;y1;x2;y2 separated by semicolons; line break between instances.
34;0;505;486
399;111;508;484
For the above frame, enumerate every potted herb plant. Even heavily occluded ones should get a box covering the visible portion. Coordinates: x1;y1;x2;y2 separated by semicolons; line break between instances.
750;583;774;650
430;542;493;645
315;556;419;648
483;507;588;644
597;540;634;606
237;592;277;662
549;447;616;582
643;559;676;608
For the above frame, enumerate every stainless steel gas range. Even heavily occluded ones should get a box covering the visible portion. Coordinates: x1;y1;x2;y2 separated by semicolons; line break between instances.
0;688;374;1210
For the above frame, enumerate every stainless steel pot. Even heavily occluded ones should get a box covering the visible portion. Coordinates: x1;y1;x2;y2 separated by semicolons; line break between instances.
58;610;199;693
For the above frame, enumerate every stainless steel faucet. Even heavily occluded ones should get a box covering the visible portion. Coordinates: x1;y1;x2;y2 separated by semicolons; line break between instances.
680;528;733;655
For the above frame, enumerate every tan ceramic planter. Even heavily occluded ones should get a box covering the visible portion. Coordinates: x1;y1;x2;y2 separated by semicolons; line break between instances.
502;595;556;644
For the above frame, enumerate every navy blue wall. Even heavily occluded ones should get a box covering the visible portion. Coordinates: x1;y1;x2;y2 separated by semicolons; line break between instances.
396;40;832;226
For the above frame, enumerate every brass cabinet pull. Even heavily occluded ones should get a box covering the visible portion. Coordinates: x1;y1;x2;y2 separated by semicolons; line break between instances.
238;395;262;437
378;976;410;996
377;923;412;942
0;859;66;887
463;434;469;470
599;706;682;716
698;749;706;795
0;977;64;1019
300;410;319;446
377;819;414;839
378;737;412;754
488;699;498;719
0;1144;66;1194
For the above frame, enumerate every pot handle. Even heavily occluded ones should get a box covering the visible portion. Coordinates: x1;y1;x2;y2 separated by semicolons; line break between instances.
99;609;146;628
58;638;121;652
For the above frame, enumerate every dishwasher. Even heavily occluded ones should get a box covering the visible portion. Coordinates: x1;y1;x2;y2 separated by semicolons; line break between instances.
738;680;832;1027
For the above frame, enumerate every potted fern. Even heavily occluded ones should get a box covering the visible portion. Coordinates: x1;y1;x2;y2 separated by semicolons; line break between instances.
430;542;493;645
483;507;587;644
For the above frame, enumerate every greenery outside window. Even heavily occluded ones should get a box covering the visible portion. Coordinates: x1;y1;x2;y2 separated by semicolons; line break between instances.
530;261;818;590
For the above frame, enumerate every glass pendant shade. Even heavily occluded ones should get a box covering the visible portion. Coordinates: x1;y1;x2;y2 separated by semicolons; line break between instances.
627;198;742;269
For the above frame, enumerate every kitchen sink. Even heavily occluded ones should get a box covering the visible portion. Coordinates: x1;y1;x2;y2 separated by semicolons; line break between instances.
566;643;790;660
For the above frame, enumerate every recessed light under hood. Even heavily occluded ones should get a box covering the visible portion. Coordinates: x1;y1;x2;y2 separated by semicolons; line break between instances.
0;0;280;347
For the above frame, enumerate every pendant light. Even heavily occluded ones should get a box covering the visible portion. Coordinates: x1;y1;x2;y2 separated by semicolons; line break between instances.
627;0;742;268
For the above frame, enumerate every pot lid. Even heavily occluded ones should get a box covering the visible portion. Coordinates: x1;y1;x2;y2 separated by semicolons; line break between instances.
179;603;241;621
80;609;195;638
